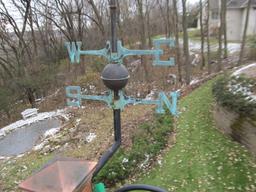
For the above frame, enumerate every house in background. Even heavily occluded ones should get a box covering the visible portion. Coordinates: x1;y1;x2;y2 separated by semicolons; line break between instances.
199;0;256;41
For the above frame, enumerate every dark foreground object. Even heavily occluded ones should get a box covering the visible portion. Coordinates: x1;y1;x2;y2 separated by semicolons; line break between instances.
115;184;167;192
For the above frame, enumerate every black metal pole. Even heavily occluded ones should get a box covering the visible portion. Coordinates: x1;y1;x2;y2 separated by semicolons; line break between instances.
93;0;121;178
115;184;167;192
110;0;117;53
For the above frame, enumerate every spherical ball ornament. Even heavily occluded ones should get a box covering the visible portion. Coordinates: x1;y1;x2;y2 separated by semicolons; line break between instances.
101;63;130;91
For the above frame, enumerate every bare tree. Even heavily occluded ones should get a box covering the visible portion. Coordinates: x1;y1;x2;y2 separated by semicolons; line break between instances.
136;0;149;81
199;0;205;69
0;0;37;106
217;0;224;71
172;0;182;82
166;0;171;38
87;0;106;39
145;0;154;47
206;0;211;74
238;0;252;66
223;0;228;58
182;0;191;84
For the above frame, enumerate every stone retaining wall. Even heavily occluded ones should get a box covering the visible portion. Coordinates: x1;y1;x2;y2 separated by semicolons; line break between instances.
213;104;256;155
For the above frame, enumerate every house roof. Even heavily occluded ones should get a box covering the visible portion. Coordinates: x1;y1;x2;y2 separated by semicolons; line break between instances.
227;0;256;9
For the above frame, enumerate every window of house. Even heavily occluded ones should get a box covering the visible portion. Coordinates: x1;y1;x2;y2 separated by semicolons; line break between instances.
212;11;219;20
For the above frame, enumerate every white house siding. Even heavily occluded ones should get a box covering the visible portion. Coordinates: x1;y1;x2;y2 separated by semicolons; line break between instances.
197;10;219;30
246;8;256;36
226;9;243;41
209;10;220;29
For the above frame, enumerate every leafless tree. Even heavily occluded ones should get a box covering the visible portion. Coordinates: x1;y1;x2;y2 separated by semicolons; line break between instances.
172;0;182;82
182;0;191;84
136;0;149;81
238;0;252;66
206;0;211;74
223;0;228;58
199;0;205;69
217;0;224;71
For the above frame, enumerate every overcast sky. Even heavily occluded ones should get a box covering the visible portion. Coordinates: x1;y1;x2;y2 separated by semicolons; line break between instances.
3;0;200;31
188;0;200;4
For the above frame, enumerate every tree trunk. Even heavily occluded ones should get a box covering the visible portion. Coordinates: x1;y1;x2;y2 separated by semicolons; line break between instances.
223;0;228;58
166;0;171;38
26;87;36;108
88;0;106;38
146;2;152;47
182;0;191;85
137;0;149;81
199;0;205;69
238;0;252;66
173;0;182;83
206;0;211;74
217;0;224;72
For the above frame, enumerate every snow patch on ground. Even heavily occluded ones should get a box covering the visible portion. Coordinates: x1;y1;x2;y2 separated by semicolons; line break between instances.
44;127;61;138
0;109;66;138
33;140;48;151
145;90;156;100
232;63;256;76
227;75;256;103
190;78;200;85
85;133;96;143
184;39;241;54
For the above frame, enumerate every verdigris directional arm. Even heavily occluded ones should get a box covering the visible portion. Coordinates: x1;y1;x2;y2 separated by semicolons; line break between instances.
116;39;175;66
65;38;176;66
117;41;163;57
65;41;111;63
66;86;179;115
66;86;113;107
112;91;179;115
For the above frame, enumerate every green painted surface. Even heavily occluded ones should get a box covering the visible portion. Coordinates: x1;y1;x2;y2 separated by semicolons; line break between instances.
94;183;106;192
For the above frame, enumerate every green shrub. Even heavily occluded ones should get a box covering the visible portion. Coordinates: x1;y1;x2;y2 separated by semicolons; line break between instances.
212;76;256;117
94;113;173;186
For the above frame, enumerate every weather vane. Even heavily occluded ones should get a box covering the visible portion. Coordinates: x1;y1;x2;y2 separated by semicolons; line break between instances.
64;25;179;116
19;0;179;191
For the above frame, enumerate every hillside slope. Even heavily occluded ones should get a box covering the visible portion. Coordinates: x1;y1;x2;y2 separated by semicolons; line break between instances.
138;78;256;192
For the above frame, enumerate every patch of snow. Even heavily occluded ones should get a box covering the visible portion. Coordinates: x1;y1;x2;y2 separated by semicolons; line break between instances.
227;78;256;103
191;54;200;66
35;98;44;103
167;74;177;84
183;39;241;54
75;118;81;127
139;154;150;169
21;108;38;119
232;63;256;76
33;142;46;151
81;88;88;93
0;109;66;139
145;90;156;100
190;79;200;85
85;133;96;143
0;156;7;160
44;127;61;138
89;85;96;90
16;154;25;158
122;157;129;164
